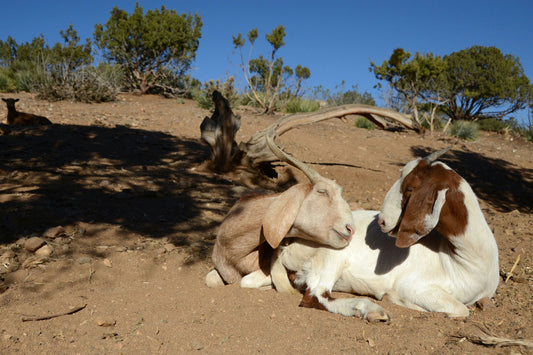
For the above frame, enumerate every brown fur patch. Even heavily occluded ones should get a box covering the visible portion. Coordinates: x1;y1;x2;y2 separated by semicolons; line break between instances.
299;289;334;311
398;160;467;243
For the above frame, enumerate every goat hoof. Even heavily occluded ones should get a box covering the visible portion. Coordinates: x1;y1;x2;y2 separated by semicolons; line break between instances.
366;310;391;323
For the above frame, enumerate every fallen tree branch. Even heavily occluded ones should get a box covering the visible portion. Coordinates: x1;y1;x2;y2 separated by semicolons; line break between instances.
241;104;414;168
21;303;87;322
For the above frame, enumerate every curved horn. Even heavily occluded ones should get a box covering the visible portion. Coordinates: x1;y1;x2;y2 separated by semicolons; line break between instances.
265;134;322;183
423;144;454;163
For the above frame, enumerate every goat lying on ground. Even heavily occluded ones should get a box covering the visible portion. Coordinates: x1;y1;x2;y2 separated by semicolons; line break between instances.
205;135;356;290
267;148;499;319
2;98;52;125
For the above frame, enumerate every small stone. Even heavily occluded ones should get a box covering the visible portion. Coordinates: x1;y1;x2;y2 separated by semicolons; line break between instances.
77;257;92;264
163;243;175;252
42;226;65;239
96;318;116;327
35;245;53;257
95;245;109;252
114;246;127;252
102;258;112;268
191;340;204;350
1;250;15;259
24;237;46;252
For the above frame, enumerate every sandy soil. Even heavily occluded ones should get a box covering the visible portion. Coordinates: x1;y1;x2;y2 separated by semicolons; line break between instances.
0;92;532;354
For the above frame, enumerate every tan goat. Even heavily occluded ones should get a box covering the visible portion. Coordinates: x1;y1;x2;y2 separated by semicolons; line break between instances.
2;98;52;125
205;135;355;289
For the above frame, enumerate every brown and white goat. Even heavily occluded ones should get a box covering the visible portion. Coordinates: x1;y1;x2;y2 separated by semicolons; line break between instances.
205;135;356;289
267;148;499;319
2;98;52;125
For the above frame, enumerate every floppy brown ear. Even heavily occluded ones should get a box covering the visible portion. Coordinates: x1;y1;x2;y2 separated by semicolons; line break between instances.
262;184;309;248
395;187;448;248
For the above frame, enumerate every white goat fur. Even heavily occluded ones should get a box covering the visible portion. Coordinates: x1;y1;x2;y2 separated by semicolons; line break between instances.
269;158;499;318
205;178;355;289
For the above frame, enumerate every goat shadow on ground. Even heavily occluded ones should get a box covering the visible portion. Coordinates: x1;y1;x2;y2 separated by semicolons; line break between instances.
411;146;533;213
0;123;243;258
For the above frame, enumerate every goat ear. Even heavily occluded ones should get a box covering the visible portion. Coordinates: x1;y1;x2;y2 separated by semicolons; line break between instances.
395;188;448;248
262;184;308;248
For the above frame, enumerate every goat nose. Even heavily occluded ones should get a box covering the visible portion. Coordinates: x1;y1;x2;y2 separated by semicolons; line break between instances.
378;217;386;228
346;224;355;236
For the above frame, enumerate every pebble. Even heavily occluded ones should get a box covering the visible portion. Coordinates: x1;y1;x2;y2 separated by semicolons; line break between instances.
77;257;92;264
96;318;116;327
191;340;204;350
35;245;53;257
42;226;65;239
24;237;46;252
102;258;112;268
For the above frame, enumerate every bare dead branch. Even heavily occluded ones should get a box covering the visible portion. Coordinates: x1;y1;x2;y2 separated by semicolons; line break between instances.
21;304;87;322
241;104;414;167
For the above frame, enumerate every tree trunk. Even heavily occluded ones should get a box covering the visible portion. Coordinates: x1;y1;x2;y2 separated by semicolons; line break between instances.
200;91;242;172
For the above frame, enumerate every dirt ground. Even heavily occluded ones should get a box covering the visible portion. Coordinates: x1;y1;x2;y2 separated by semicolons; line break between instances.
0;92;532;354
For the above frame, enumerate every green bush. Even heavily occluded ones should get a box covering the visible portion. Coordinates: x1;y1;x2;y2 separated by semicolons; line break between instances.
37;65;119;103
282;98;320;113
449;120;479;141
478;118;509;132
523;127;533;142
194;77;240;110
354;116;376;130
0;68;16;92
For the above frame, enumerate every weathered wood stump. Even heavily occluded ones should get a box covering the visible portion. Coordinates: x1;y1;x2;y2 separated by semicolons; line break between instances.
200;91;242;172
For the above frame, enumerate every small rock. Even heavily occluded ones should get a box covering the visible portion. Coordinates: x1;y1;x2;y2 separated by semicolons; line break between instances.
77;257;92;265
96;245;109;252
114;246;127;252
35;245;53;257
24;237;46;252
42;226;65;239
191;340;204;350
102;258;112;268
509;209;520;216
163;243;175;252
96;318;116;327
1;250;15;259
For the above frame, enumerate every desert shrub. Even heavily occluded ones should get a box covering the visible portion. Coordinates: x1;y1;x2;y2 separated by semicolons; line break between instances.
449;120;479;141
312;82;376;107
354;116;376;130
523;127;533;142
283;98;320;113
0;68;16;91
478;118;509;132
194;77;239;110
37;65;120;103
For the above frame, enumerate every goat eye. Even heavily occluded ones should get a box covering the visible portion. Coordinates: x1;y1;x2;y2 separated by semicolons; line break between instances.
317;189;328;196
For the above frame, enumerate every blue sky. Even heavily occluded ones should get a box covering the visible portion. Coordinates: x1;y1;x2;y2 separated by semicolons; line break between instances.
1;0;532;123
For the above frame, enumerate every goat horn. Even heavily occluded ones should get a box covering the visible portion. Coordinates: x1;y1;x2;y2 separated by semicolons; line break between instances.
265;134;322;183
423;144;454;163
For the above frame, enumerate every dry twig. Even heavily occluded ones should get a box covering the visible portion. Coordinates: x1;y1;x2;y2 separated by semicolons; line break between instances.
21;304;87;322
505;254;521;283
455;325;533;349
